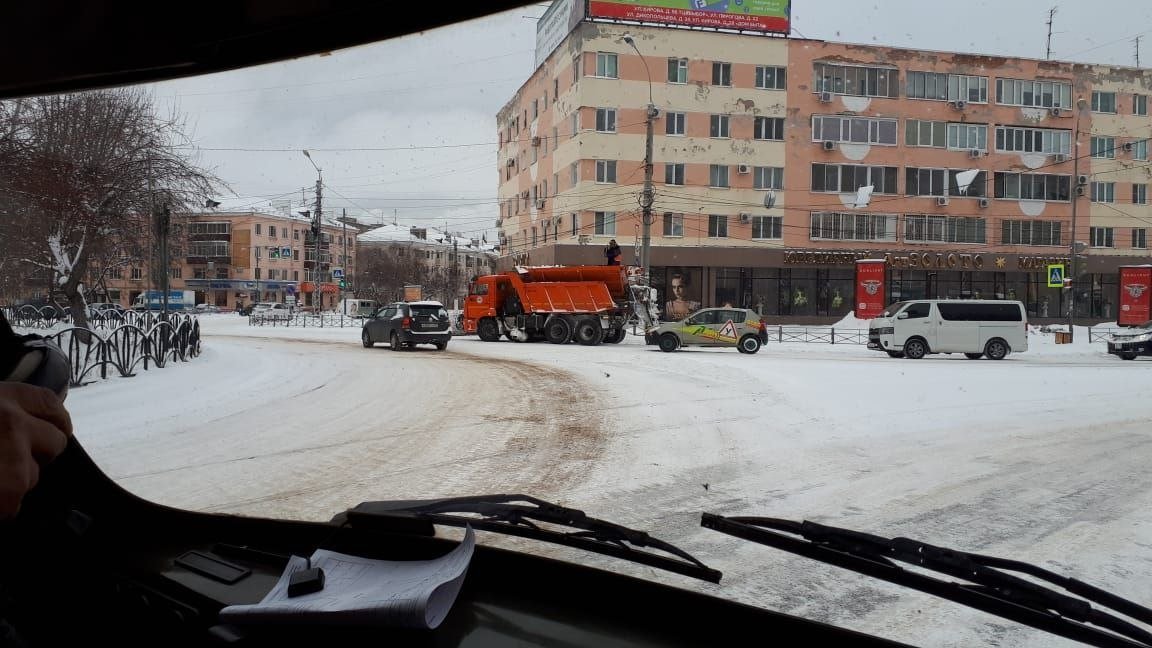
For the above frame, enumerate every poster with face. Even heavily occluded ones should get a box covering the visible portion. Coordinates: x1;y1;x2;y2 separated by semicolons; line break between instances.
663;267;702;321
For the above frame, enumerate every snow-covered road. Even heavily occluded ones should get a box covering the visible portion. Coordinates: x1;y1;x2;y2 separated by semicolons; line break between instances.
63;315;1152;648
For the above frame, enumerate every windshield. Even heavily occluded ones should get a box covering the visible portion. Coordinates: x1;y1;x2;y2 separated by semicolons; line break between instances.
6;3;1152;648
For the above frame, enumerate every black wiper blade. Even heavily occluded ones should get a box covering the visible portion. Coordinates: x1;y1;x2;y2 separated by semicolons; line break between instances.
342;494;721;583
702;514;1152;648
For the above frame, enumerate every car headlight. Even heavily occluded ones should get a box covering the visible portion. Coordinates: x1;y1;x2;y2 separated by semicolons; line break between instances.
1132;333;1152;343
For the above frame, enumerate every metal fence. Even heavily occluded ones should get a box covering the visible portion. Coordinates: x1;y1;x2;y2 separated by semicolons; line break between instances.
771;327;868;345
1088;327;1123;343
5;307;201;387
248;309;470;334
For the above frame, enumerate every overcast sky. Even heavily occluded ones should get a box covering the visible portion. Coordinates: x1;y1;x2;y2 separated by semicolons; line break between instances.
146;1;1152;240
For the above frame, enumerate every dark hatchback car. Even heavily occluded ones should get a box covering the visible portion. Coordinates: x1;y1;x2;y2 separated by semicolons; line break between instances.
1107;320;1152;360
362;301;452;351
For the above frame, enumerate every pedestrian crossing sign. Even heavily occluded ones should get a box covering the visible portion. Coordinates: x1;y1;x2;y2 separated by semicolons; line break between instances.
1047;264;1065;288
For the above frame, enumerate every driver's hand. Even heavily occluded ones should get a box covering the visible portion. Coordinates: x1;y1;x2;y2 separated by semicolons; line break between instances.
0;383;72;519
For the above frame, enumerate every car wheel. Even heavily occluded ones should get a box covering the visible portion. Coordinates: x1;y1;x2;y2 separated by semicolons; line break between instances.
738;335;761;354
1121;353;1137;361
574;317;604;346
885;351;905;358
658;333;679;353
362;330;373;348
390;331;401;351
964;353;983;360
545;317;572;344
984;338;1009;360
477;318;501;342
903;338;928;360
436;341;448;351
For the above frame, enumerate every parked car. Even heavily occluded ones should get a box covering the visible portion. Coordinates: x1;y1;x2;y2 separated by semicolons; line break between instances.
195;303;221;314
250;302;291;320
645;307;767;354
1107;320;1152;360
362;301;451;351
867;300;1028;360
86;302;127;319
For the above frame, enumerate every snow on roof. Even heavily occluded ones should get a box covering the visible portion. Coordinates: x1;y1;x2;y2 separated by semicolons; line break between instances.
358;223;497;254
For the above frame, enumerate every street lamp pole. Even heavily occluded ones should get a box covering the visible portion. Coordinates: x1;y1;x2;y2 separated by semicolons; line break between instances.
624;33;657;282
303;150;324;313
1068;98;1087;342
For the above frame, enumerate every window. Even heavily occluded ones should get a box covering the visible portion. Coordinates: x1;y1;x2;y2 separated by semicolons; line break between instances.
904;215;986;243
905;168;949;196
294;250;300;260
571;112;579;136
189;222;230;235
571;213;578;236
994;172;1071;200
253;268;261;280
570;162;578;186
709;164;729;188
1001;220;1063;245
595;108;616;133
169;266;183;279
1135;94;1148;116
996;78;1073;108
947;123;988;151
667;58;687;84
755;65;786;90
268;225;277;238
906;71;948;100
754;166;784;190
532;227;537;247
1091;136;1116;158
1091;181;1115;203
810;163;899;194
293;270;299;281
813;62;898;97
710;114;730;138
1090;226;1115;247
595;160;617;183
1134;140;1148;161
130;267;142;280
905;119;946;147
595;52;617;78
994;126;1071;155
554;78;559;101
809;212;898;241
531;99;538;119
712;62;731;86
811;115;898;145
254;223;262;236
189;241;230;257
665;111;685;136
754;116;784;140
752;215;782;239
1134;228;1148;249
1135;184;1148;205
665;163;685;186
1092;91;1117;113
662;213;683;237
594;211;616;235
294;229;300;240
948;74;988;103
708;214;728;237
573;56;580;83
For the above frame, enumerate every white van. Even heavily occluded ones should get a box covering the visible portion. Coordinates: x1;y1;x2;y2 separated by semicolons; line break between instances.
867;300;1028;360
336;298;377;318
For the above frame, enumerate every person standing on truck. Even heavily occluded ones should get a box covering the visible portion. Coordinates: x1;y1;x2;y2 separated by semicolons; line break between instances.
605;240;621;266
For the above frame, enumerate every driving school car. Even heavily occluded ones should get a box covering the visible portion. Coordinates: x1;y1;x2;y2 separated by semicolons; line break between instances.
645;307;768;354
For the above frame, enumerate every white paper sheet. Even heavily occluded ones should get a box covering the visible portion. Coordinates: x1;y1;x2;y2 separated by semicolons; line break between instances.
219;526;475;629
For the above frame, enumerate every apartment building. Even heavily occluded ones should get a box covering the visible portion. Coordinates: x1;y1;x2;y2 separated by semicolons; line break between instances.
498;17;1152;321
100;211;356;311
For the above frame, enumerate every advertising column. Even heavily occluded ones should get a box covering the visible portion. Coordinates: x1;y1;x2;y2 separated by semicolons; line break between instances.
854;259;887;319
1118;265;1152;326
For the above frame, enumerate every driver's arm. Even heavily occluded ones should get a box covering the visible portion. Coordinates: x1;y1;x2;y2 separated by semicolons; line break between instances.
0;383;72;518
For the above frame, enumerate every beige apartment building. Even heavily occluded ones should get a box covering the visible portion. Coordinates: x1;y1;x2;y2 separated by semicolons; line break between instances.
499;17;1152;321
100;211;356;311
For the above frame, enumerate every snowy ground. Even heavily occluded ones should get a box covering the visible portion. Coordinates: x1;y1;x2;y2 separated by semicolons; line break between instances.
62;314;1152;648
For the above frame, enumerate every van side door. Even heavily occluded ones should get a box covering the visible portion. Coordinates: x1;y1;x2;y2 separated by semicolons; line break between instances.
898;302;935;350
936;302;979;352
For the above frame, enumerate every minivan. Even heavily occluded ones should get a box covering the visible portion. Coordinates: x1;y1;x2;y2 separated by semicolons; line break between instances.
868;300;1028;360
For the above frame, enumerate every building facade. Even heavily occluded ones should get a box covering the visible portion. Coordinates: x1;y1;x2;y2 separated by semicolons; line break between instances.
357;223;498;306
497;21;1152;322
99;211;357;312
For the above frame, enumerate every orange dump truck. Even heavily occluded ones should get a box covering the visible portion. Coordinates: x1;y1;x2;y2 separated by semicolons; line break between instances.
462;265;656;345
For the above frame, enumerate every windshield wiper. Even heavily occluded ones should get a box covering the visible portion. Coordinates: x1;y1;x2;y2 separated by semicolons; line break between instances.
701;514;1152;648
339;494;721;583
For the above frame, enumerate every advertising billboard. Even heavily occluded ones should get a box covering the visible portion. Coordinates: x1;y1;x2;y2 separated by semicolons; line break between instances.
1118;265;1152;326
587;0;791;34
535;0;586;67
854;259;887;319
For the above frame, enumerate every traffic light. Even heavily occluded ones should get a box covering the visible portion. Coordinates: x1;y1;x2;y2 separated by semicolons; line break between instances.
339;279;346;289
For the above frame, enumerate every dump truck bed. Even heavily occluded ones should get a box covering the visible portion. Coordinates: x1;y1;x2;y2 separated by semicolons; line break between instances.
516;280;618;314
519;266;628;300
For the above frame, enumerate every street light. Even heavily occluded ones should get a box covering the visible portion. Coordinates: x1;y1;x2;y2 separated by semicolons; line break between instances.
623;33;657;283
1068;96;1088;342
302;150;324;313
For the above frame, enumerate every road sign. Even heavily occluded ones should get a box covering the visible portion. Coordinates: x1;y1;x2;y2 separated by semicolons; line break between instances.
331;268;344;279
1047;264;1065;288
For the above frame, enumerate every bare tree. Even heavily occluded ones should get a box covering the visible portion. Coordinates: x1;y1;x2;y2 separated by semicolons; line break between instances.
0;88;219;328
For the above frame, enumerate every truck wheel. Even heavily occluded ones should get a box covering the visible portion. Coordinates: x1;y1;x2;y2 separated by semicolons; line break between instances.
545;317;572;344
903;338;928;359
477;318;500;342
738;335;761;354
574;317;604;346
658;333;679;353
984;338;1009;360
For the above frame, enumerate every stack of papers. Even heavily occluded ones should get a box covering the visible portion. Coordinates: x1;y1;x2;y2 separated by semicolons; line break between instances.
219;526;475;629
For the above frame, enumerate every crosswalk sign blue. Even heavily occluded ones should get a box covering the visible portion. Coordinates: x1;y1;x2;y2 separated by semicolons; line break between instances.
1047;264;1065;288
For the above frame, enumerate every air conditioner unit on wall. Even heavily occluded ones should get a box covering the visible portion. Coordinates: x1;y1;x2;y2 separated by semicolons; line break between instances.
737;164;751;174
531;136;541;147
818;91;833;103
822;140;836;151
1124;142;1135;152
951;100;967;110
936;196;950;206
739;212;751;223
535;199;545;209
1077;174;1089;186
1076;185;1087;197
969;149;983;159
1053;153;1067;163
1049;107;1063;117
978;197;990;208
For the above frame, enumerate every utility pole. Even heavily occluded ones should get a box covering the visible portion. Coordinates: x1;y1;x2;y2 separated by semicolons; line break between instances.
451;237;459;308
154;204;171;321
641;104;656;281
342;207;348;297
313;178;323;313
1136;36;1142;67
1068;99;1085;342
1045;7;1057;60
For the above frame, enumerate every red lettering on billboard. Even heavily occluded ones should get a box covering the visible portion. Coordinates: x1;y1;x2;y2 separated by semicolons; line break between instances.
1118;266;1152;326
854;260;886;320
587;1;791;34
